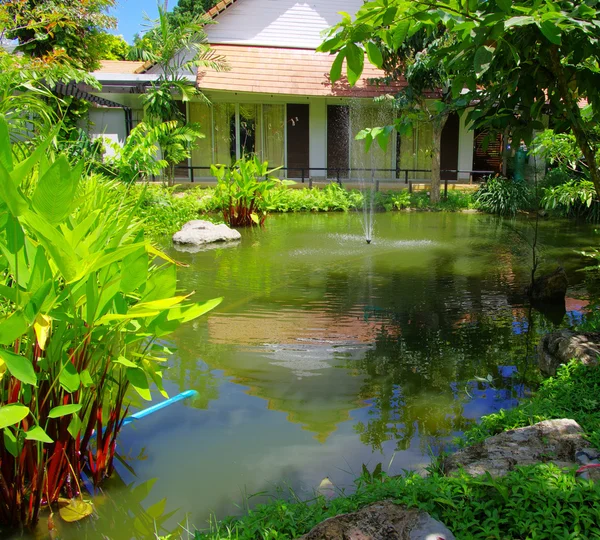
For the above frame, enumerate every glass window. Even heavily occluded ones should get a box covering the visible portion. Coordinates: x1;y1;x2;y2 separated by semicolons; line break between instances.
189;103;213;174
213;103;236;165
239;104;262;158
262;104;285;172
398;121;433;180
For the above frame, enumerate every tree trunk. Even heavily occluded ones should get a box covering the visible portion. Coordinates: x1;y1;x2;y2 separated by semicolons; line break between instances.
430;114;448;204
548;47;600;199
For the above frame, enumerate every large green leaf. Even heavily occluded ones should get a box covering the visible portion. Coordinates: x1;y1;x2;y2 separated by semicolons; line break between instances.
168;297;223;324
0;404;30;429
474;46;495;77
345;43;364;86
0;349;37;386
48;404;82;419
0;311;29;345
32;156;81;224
0;117;13;172
126;367;151;401
366;42;383;68
59;362;80;393
25;425;53;443
330;51;346;84
539;20;561;45
120;248;149;294
0;161;28;217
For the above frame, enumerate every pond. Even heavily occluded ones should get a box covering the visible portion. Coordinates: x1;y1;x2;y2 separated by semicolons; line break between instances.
22;211;600;539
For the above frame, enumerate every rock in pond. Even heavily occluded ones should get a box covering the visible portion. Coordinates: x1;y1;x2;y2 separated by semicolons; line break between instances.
296;500;455;540
538;329;600;376
526;267;568;303
444;419;591;478
172;220;241;248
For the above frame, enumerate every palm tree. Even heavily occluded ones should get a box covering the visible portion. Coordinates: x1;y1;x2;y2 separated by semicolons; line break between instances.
129;4;227;184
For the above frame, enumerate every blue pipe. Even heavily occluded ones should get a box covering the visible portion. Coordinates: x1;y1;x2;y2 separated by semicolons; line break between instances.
122;389;198;426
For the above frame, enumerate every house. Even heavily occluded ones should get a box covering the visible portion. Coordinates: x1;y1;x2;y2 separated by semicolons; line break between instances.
84;0;501;183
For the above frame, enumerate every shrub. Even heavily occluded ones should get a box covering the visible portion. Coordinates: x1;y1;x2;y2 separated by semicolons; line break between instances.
541;178;600;221
473;175;531;216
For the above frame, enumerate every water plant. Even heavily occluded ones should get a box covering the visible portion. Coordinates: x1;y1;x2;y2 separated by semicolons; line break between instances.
211;156;289;227
0;117;220;528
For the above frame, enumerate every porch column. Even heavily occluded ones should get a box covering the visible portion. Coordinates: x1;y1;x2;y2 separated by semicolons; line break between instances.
309;98;327;180
457;110;475;182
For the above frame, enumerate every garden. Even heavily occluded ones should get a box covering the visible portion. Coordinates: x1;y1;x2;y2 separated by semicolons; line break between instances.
1;0;600;539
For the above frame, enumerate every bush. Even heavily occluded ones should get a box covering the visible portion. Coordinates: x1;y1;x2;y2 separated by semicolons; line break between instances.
473;175;531;216
541;178;600;221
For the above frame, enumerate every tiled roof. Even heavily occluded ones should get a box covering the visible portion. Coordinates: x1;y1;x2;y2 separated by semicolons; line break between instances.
197;45;407;97
94;60;151;74
205;0;239;19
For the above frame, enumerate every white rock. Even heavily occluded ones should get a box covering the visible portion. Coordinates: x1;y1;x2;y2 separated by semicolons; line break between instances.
172;220;241;246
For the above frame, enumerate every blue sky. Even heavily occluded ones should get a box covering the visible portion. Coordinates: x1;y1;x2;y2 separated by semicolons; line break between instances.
109;0;161;43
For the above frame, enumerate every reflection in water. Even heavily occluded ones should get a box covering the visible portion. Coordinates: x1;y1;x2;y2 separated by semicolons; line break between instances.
22;212;600;538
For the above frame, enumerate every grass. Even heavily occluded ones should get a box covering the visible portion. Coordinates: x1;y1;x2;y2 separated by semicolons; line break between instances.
193;361;600;539
135;184;477;240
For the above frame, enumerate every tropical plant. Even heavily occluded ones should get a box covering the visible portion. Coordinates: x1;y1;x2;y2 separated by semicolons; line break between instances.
212;157;288;227
473;176;531;216
541;179;600;221
0;118;220;528
129;5;226;185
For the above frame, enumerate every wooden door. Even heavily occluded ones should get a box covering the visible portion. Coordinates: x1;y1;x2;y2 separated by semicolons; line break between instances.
440;112;460;181
286;104;310;178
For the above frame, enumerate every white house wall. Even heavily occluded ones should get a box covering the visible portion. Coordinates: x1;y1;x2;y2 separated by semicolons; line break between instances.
205;0;364;49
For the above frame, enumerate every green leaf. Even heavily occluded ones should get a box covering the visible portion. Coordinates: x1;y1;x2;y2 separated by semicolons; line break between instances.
474;46;495;77
330;51;345;84
25;425;53;443
48;404;82;419
59;362;80;393
366;42;383;68
539;20;561;45
32;156;81;224
113;356;138;368
345;43;364;86
0;349;37;386
169;297;223;324
496;0;511;12
0;312;29;346
120;248;148;294
392;20;410;50
0;117;13;172
318;36;342;53
505;16;535;28
67;415;82;439
127;367;152;401
80;369;93;388
4;428;19;456
0;404;30;429
0;162;28;217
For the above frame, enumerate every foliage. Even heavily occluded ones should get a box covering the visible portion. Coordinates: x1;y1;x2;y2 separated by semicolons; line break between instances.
196;360;600;540
541;179;600;221
473;176;531;216
0;50;99;142
0;0;116;70
172;0;220;25
95;33;131;61
100;120;204;184
212;157;289;227
319;0;600;199
461;361;600;449
129;6;225;185
0;119;220;527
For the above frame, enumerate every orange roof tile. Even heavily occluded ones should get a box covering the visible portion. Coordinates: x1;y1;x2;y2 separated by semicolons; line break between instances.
95;60;151;74
205;0;239;19
197;45;406;97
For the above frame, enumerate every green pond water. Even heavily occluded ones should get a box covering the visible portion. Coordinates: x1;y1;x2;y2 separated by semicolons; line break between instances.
18;211;600;539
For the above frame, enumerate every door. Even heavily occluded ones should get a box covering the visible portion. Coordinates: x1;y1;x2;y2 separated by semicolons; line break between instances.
327;105;349;178
473;129;503;180
286;104;310;178
440;112;460;181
